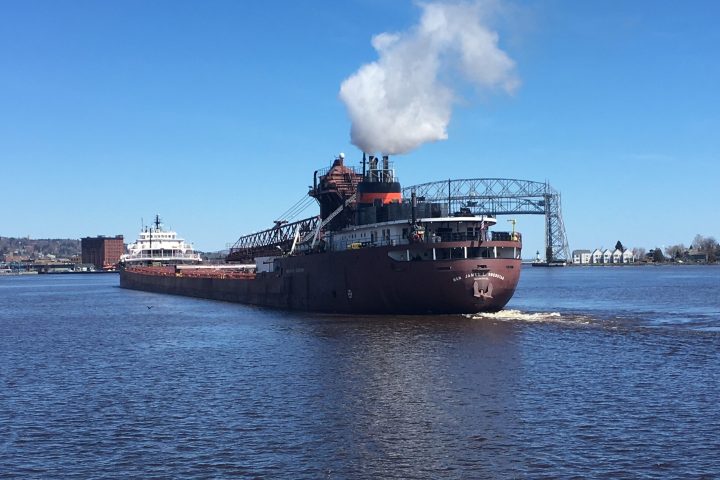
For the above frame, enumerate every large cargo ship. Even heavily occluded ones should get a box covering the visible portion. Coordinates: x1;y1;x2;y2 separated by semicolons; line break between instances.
120;153;522;314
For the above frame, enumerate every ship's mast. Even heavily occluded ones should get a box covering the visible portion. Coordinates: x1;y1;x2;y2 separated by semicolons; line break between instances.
150;214;161;254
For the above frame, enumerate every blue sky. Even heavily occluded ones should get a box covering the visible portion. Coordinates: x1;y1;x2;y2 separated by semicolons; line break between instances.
2;0;718;257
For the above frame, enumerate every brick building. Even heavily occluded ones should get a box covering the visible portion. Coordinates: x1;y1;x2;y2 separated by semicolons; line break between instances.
81;235;124;270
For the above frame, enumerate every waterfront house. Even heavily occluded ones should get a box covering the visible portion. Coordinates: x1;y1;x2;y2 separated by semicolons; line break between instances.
688;248;708;263
591;248;603;264
602;249;613;264
572;249;592;264
622;250;635;263
612;248;623;264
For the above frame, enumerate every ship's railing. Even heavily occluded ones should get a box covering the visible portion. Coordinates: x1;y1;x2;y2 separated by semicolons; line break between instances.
123;252;202;261
313;165;361;178
362;171;400;184
329;230;521;251
313;164;400;184
422;231;521;243
126;266;176;275
491;231;522;242
388;245;522;262
427;230;521;244
176;268;255;279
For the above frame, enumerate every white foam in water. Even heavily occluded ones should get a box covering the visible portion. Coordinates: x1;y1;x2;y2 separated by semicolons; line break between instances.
466;310;592;325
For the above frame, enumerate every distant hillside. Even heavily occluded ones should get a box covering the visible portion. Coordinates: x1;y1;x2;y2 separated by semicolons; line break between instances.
0;236;80;259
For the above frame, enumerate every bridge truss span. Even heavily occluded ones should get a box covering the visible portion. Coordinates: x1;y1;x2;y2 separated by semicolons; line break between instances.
403;178;570;262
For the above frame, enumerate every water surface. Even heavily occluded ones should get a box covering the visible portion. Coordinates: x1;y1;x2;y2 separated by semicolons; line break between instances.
1;267;718;478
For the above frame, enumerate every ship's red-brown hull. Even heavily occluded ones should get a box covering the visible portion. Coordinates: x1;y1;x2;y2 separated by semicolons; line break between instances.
120;241;521;314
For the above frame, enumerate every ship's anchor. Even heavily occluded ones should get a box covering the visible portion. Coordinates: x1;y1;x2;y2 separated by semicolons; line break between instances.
473;279;493;299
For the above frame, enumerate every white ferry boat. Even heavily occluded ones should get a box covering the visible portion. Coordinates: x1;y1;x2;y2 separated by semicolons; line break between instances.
120;215;202;266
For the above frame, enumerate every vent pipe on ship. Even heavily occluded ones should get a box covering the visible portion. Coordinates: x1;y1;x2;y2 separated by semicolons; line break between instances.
369;155;378;181
411;190;417;225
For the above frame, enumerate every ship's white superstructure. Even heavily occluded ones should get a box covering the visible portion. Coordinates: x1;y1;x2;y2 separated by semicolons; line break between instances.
120;215;202;266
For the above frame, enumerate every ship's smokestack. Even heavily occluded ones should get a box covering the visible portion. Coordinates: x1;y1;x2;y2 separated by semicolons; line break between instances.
362;152;367;177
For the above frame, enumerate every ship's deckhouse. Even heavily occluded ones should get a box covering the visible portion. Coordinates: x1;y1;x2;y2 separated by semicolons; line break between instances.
329;216;498;251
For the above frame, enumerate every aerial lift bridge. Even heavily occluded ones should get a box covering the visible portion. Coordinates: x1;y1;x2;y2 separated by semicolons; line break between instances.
403;178;570;263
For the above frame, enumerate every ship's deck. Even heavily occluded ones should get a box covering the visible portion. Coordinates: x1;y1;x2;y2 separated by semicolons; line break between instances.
126;266;256;280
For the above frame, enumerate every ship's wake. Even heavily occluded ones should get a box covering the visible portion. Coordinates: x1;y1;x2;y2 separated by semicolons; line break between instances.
466;309;593;326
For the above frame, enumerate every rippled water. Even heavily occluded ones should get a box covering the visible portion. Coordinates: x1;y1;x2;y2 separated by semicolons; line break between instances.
1;266;719;478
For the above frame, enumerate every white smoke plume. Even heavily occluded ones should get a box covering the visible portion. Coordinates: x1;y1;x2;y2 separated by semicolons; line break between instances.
339;1;519;155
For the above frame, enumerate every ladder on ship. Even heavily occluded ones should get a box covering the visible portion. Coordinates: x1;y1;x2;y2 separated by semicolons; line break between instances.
300;193;357;247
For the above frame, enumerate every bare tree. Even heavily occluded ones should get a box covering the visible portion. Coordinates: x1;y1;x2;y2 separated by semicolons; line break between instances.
665;244;686;260
693;234;719;262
